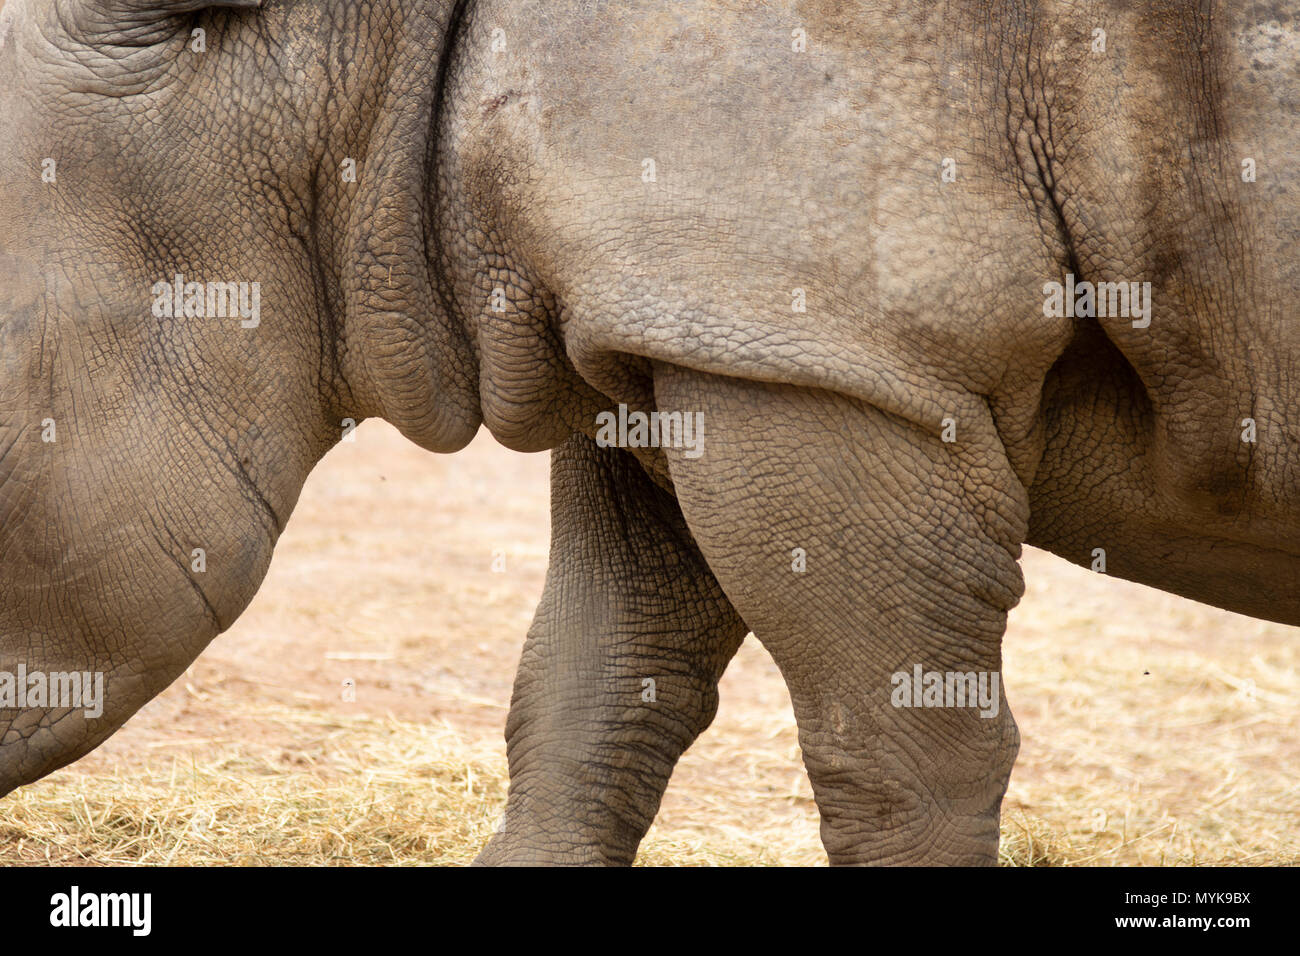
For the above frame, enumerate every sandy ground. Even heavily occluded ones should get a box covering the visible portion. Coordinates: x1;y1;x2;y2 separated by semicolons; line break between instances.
10;420;1300;865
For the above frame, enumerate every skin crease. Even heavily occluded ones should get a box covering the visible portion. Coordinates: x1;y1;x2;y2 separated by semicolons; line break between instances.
0;0;1296;865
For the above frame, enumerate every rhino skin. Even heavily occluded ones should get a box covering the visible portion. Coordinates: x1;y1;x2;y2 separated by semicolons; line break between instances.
1;0;1297;864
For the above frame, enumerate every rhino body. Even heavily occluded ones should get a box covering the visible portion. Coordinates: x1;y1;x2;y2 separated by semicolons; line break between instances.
0;0;1296;864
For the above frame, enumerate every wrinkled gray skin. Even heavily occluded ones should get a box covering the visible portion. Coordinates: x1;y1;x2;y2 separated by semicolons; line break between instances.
2;0;1298;865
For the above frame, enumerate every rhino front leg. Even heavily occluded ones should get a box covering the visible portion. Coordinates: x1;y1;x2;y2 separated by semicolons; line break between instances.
478;434;747;865
656;365;1024;865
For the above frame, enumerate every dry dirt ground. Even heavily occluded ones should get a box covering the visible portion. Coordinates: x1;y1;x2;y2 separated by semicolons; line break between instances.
2;420;1298;866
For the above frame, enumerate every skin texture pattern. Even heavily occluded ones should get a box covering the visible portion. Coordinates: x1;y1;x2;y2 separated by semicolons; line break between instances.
1;0;1297;865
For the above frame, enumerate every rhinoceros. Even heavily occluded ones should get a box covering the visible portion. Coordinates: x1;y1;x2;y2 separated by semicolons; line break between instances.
1;0;1296;865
